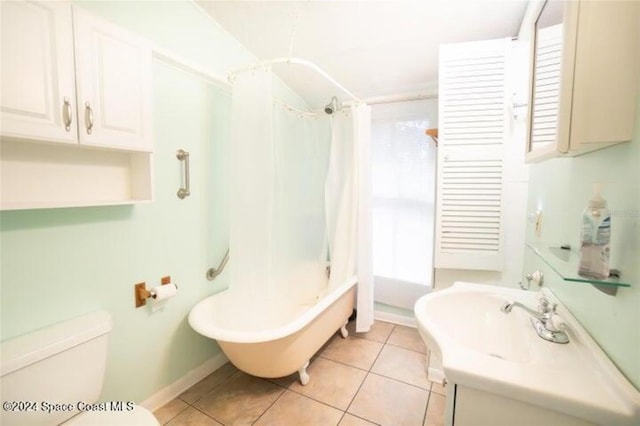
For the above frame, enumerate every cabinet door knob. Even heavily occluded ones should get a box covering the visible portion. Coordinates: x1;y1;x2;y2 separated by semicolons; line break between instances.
85;102;94;135
63;97;72;132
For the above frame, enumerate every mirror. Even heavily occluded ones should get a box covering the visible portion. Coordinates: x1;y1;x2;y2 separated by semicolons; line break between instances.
527;0;565;158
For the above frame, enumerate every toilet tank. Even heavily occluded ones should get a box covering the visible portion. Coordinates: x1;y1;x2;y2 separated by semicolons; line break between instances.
0;310;113;426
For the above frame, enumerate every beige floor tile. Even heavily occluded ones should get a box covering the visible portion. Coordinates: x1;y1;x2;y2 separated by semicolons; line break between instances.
371;345;429;389
194;372;284;425
424;393;446;426
254;390;343;426
348;373;428;426
154;398;189;425
267;372;298;389
180;362;239;404
289;357;367;410
166;407;222;426
346;320;395;343
430;380;447;396
339;413;378;426
387;325;428;354
320;335;383;370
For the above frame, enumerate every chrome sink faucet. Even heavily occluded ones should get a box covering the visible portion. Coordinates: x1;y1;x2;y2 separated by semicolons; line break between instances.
501;297;570;344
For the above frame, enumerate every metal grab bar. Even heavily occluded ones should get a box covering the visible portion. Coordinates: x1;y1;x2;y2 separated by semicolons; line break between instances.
206;249;229;281
176;149;190;199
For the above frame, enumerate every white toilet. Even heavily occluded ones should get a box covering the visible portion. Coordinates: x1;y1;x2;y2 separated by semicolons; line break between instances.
0;310;159;426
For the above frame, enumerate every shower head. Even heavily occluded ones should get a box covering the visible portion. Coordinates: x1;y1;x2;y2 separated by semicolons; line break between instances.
324;96;339;115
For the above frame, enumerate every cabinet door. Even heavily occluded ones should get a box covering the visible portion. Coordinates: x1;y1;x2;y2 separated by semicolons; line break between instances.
569;0;640;151
526;0;639;162
73;7;152;152
0;1;78;144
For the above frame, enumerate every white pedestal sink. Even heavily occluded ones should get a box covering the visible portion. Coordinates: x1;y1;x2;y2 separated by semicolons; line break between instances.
414;282;640;426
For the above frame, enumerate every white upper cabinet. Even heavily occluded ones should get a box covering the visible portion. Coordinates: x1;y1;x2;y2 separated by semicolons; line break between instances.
73;7;152;151
526;0;640;162
0;1;152;152
0;1;154;210
0;1;78;144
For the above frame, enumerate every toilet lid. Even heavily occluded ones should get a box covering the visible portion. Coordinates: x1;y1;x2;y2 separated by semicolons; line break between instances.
63;405;159;426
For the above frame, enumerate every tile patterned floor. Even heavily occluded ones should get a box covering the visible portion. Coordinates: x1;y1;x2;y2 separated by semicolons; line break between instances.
154;321;447;426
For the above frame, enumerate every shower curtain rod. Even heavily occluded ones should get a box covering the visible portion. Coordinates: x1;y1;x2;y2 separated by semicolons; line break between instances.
228;57;362;103
364;92;438;105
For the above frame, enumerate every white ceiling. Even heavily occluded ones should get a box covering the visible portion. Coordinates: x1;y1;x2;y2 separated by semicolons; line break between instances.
197;0;529;109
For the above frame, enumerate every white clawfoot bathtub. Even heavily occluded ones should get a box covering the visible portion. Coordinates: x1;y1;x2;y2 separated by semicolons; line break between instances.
189;273;357;385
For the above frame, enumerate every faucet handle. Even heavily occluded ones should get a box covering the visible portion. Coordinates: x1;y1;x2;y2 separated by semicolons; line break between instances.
538;296;556;314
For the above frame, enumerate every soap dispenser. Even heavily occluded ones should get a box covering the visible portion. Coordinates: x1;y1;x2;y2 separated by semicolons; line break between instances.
578;184;611;279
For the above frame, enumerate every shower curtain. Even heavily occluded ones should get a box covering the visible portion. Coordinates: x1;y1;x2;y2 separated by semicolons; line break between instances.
229;67;373;332
229;68;276;304
325;105;373;333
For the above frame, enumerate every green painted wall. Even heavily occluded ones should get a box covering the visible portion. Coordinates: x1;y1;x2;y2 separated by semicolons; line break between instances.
1;58;227;403
0;0;304;403
524;103;640;390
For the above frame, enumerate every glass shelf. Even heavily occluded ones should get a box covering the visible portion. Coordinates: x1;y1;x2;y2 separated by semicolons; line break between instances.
527;242;631;288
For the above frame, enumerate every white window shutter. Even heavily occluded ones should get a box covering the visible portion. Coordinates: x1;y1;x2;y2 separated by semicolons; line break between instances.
435;38;510;271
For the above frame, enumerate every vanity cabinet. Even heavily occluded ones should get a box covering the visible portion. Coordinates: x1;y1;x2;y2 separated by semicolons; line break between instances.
526;0;639;162
450;385;595;426
0;1;153;210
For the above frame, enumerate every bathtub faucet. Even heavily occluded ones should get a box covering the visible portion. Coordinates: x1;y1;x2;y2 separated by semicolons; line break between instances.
500;297;569;344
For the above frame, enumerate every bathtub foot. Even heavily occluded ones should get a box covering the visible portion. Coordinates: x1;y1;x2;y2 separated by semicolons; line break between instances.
340;321;349;339
298;360;310;386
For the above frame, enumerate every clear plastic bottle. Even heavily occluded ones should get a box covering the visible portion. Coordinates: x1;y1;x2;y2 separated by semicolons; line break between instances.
578;184;611;279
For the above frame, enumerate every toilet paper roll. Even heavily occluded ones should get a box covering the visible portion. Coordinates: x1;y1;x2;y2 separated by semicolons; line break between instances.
152;283;178;301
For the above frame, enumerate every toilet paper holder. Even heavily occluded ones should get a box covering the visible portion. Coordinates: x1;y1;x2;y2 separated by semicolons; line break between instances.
135;276;177;308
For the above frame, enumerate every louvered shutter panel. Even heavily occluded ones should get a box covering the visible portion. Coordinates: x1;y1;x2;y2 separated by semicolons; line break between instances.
435;38;509;271
530;24;562;151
